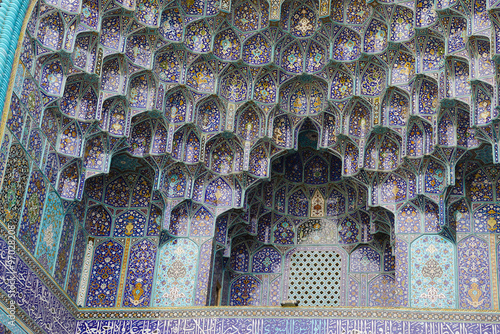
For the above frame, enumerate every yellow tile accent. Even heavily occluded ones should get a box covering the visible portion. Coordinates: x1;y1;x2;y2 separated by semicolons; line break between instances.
116;238;131;307
490;234;498;310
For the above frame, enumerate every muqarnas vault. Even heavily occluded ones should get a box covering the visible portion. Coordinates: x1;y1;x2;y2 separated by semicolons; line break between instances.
2;0;500;320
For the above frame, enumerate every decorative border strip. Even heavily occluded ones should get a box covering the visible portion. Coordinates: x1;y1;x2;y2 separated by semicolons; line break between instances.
77;238;94;307
0;222;79;316
0;286;43;333
75;318;500;334
115;238;131;307
76;306;500;323
490;234;499;310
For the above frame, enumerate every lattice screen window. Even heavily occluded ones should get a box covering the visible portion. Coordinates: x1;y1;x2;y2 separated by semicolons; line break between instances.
287;250;342;306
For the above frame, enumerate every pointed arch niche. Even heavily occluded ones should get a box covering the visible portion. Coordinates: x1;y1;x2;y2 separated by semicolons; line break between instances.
217;123;394;307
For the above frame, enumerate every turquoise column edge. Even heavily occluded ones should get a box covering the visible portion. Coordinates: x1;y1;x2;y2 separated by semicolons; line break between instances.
0;0;30;118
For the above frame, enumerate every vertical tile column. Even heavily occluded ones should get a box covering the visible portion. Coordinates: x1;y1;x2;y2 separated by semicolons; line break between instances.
116;238;131;307
490;234;499;310
77;237;94;307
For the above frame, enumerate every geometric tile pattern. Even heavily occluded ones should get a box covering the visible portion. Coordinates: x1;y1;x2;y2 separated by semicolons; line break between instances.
251;247;281;273
122;239;157;307
350;246;381;273
86;240;124;307
230;275;261;306
410;235;456;309
369;274;398;307
286;249;343;306
457;235;491;310
67;228;86;302
34;192;64;274
53;214;75;288
0;144;30;229
153;238;198;307
18;170;47;254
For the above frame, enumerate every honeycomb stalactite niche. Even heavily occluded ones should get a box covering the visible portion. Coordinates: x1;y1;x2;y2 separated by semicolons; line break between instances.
3;0;500;321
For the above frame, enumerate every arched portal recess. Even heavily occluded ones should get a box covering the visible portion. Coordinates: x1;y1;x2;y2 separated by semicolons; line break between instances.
222;124;394;307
